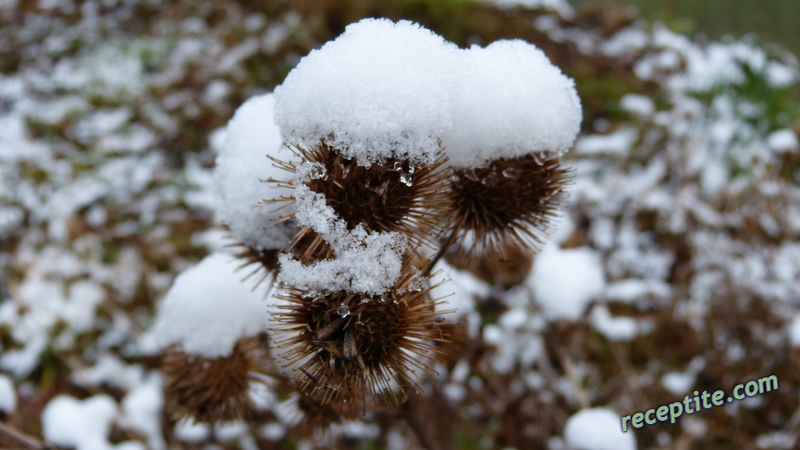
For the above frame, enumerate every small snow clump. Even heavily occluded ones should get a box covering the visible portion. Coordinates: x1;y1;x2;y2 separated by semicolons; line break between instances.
0;374;16;414
528;246;606;320
42;394;119;450
564;407;637;450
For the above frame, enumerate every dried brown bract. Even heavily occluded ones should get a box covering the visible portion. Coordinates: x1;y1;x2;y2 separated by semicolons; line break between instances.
162;334;272;423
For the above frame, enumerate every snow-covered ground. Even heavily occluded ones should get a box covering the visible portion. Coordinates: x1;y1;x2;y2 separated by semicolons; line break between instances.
1;0;799;448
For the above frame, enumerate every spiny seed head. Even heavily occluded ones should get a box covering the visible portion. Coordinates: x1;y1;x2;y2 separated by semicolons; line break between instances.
445;240;534;288
267;141;451;251
270;270;450;410
278;392;361;437
230;242;281;288
447;153;570;258
162;334;272;423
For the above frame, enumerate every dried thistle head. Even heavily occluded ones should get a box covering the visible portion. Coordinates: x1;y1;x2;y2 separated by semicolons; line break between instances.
275;392;361;437
266;141;451;252
446;154;570;259
445;240;534;288
269;270;450;410
229;242;281;288
162;334;272;423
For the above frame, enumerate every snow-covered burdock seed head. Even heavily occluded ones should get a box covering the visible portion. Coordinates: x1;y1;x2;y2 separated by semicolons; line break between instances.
274;18;461;166
268;270;450;410
151;253;274;423
215;93;300;286
438;39;580;264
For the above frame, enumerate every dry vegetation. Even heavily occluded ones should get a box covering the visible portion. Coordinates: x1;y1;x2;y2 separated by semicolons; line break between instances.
1;0;799;449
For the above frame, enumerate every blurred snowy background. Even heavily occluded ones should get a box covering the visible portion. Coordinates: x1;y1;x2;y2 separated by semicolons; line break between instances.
1;0;799;448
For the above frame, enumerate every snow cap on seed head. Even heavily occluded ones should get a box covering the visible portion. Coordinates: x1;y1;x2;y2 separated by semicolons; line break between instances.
215;93;298;251
274;18;461;166
442;39;582;168
152;253;270;358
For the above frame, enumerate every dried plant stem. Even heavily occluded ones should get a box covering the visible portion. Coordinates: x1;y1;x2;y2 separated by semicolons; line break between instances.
557;347;590;410
423;215;465;276
401;394;442;450
0;421;57;450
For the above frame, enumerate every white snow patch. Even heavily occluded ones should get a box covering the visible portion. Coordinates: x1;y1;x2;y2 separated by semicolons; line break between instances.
42;394;119;450
120;374;165;450
575;127;636;156
767;129;798;153
661;371;695;397
661;358;705;396
151;252;270;358
620;94;655;118
590;305;652;341
788;315;800;347
0;374;16;414
483;0;574;18
528;246;606;320
564;407;636;450
174;419;211;443
604;279;671;303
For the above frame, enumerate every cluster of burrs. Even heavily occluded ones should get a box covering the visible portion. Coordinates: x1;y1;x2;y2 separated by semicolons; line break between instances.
156;17;580;430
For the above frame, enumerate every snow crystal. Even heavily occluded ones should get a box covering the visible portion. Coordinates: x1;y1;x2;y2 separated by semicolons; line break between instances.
528;246;606;320
274;18;461;165
443;39;581;168
564;408;636;450
0;374;16;414
42;394;119;450
151;252;270;358
215;93;298;251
